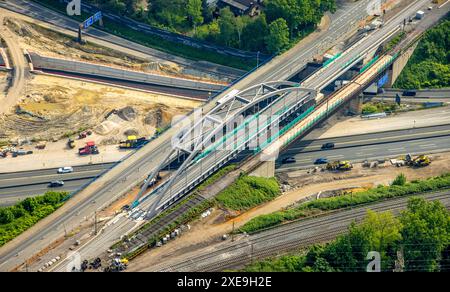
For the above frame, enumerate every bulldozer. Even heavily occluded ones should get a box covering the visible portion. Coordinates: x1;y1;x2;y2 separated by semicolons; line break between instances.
326;160;353;171
405;154;431;167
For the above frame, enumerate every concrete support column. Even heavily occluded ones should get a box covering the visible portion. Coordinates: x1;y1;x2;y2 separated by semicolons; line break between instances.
348;94;363;115
386;42;418;87
249;160;275;178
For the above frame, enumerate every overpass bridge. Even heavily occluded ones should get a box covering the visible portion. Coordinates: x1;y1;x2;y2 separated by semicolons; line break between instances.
135;1;418;217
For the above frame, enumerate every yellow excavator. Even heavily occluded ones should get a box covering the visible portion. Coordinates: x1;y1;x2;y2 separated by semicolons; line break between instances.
405;154;431;167
327;160;353;171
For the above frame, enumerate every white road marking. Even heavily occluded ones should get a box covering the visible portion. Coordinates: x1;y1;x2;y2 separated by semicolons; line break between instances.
418;144;437;148
388;147;406;152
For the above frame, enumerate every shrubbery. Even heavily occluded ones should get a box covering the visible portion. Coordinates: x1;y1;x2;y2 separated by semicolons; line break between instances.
0;192;67;246
215;175;280;211
240;173;450;234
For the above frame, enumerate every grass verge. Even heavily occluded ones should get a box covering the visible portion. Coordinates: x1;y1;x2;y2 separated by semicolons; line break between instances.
215;175;281;211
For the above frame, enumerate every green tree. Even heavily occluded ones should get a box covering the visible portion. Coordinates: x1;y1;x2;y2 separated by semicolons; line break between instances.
241;15;269;52
0;209;14;224
400;197;450;271
392;173;407;186
265;18;290;54
360;210;403;252
187;0;204;32
218;7;236;46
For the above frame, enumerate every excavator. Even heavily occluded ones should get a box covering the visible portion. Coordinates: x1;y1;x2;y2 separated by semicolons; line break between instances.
326;160;353;171
119;136;148;149
405;154;431;167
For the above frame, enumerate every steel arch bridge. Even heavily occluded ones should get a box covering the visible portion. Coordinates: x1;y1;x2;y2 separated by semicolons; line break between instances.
135;81;317;216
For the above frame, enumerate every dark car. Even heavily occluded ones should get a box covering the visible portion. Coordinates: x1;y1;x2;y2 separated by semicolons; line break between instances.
402;90;416;96
282;157;296;164
321;142;335;150
49;181;64;187
314;158;329;165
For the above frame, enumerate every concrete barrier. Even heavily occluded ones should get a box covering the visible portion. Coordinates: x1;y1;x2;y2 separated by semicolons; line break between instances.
29;52;226;92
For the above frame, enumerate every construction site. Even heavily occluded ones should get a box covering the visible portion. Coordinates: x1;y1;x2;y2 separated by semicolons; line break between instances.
0;15;213;165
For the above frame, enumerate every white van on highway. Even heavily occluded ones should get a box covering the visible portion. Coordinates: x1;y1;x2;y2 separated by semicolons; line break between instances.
57;166;74;174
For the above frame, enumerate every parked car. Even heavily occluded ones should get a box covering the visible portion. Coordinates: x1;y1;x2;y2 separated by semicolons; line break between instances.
282;157;296;164
49;181;64;187
57;166;74;174
402;90;416;96
314;158;329;164
321;142;335;150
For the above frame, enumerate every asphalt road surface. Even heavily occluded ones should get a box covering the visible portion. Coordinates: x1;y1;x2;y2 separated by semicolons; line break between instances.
0;163;115;206
40;69;211;100
277;124;450;171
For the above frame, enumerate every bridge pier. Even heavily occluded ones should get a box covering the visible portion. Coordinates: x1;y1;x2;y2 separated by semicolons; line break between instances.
386;42;418;87
249;160;275;178
347;94;363;115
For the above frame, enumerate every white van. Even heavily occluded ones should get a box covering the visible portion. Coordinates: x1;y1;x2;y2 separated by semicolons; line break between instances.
57;166;74;174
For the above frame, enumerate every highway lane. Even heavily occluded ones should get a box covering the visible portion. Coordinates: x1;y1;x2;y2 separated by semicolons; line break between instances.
0;0;401;271
0;179;92;207
281;124;450;155
381;88;450;98
0;163;114;206
13;123;443;206
39;69;211;100
277;129;450;171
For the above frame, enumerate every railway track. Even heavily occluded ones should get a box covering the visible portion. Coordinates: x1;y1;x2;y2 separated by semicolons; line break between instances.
150;192;450;272
122;195;207;254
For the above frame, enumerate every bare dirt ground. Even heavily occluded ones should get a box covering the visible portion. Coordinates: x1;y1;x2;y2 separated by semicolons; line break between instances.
127;151;450;271
3;17;227;84
0;74;200;144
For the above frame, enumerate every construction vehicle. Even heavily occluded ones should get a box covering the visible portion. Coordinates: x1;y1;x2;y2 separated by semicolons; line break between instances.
119;136;148;149
327;160;353;171
78;130;92;140
67;139;76;149
78;141;99;155
405;154;431;167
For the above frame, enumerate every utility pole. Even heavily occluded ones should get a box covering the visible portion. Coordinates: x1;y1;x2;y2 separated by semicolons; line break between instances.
78;25;82;43
94;211;98;235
